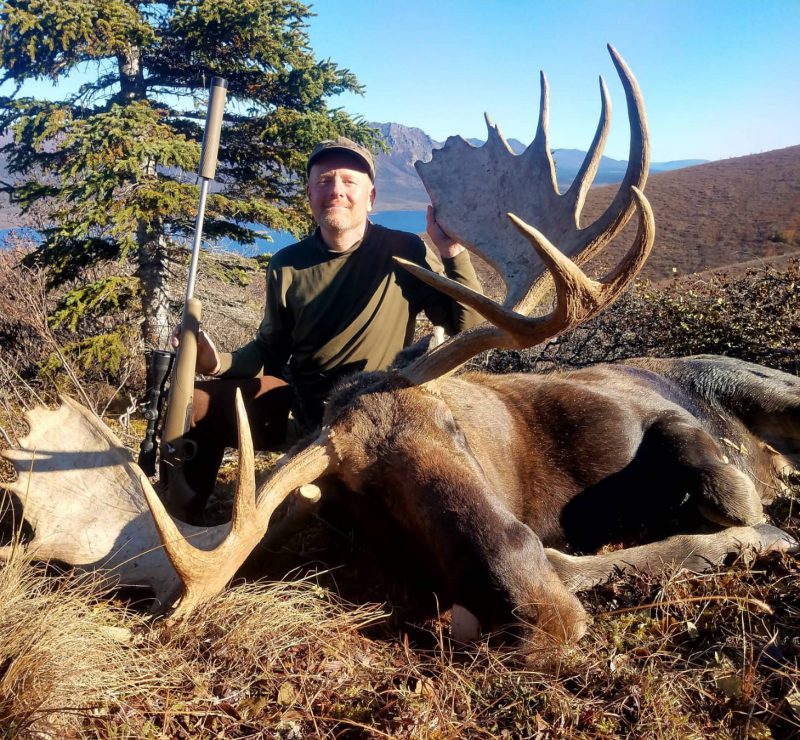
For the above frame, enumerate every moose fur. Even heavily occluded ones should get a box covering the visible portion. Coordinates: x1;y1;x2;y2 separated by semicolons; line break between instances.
317;353;799;645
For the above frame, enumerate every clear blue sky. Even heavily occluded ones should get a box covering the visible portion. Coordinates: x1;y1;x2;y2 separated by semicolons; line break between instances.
307;0;800;162
9;0;799;163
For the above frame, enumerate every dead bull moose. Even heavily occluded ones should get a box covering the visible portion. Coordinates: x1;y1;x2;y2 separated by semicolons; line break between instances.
1;46;798;650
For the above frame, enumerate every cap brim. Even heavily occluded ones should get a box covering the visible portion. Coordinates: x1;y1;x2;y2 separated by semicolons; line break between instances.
307;148;375;181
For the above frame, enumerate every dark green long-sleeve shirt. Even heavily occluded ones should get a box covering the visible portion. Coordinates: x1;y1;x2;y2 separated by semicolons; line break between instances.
217;223;482;410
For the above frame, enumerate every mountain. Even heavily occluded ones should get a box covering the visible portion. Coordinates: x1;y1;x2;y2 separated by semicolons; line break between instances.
371;122;708;211
370;123;439;212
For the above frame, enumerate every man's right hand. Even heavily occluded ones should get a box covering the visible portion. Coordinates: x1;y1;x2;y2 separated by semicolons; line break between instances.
171;326;221;376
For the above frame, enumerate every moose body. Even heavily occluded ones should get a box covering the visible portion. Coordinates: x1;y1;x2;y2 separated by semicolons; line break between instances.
321;354;799;643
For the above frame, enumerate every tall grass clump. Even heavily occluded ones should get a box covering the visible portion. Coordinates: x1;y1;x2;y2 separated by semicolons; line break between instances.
0;553;159;735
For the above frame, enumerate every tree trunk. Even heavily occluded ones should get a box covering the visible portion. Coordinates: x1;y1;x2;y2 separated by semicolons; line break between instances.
118;45;144;102
137;223;176;349
118;47;176;349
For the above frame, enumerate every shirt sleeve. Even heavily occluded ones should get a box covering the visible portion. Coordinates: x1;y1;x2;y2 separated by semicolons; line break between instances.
416;245;484;335
217;264;292;379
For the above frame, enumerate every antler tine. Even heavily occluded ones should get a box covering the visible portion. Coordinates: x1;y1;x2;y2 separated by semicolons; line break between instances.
529;70;554;167
484;112;516;155
575;44;649;263
564;75;611;219
506;185;655;334
399;187;654;385
230;389;257;529
139;389;339;619
597;186;655;299
532;68;563;196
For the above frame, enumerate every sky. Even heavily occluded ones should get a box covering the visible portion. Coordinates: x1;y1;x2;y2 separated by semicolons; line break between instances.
306;0;800;162
8;0;799;163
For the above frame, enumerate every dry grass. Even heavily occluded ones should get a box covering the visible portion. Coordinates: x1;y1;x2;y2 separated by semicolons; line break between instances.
0;554;158;736
0;522;796;737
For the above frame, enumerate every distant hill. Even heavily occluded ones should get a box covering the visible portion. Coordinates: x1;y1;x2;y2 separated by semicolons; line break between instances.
370;123;440;213
583;145;800;283
371;122;708;211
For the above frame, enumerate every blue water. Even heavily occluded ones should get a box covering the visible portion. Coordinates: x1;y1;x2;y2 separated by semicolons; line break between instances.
0;226;41;247
231;210;426;255
372;209;426;235
0;210;427;255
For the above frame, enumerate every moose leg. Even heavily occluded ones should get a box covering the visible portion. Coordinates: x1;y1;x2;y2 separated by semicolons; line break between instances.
645;413;763;527
546;523;798;593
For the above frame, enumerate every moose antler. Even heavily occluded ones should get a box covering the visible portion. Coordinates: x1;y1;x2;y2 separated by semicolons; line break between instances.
0;394;332;613
398;44;653;383
139;390;340;619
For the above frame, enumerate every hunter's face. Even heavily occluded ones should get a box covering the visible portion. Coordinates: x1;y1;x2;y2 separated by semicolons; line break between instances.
306;153;375;235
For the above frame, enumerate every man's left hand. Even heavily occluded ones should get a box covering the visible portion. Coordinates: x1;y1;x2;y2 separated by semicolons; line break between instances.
426;205;465;258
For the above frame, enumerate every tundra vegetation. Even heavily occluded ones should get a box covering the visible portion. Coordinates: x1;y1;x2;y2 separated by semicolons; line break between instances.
2;163;800;740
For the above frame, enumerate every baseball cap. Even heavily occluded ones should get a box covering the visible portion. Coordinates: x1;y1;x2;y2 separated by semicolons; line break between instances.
306;136;376;181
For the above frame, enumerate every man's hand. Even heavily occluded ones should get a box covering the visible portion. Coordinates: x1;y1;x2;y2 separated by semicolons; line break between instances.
426;205;465;258
171;326;221;376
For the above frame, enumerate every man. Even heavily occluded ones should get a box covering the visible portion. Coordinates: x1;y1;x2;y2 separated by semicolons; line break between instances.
176;137;482;522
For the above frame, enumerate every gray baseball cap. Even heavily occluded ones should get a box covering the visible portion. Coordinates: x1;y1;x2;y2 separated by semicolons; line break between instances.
306;136;376;181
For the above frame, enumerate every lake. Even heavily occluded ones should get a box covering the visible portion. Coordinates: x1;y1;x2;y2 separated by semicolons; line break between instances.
0;210;427;255
226;209;427;255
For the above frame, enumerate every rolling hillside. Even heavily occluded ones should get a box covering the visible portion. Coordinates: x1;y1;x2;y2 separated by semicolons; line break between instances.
583;145;800;283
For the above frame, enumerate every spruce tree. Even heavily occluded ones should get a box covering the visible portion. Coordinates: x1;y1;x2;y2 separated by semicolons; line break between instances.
0;0;376;347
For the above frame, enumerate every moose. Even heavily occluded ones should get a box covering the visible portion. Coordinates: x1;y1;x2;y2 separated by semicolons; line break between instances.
1;46;798;651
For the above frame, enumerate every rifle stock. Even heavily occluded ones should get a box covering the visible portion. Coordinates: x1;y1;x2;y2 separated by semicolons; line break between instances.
160;297;201;486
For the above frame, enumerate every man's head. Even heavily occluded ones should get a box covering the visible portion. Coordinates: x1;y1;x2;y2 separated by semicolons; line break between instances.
306;137;377;238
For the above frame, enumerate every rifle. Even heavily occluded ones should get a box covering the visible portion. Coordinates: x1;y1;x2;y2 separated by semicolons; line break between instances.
137;76;228;514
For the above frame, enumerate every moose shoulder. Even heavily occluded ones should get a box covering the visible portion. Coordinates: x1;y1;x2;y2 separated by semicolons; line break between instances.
1;46;797;652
